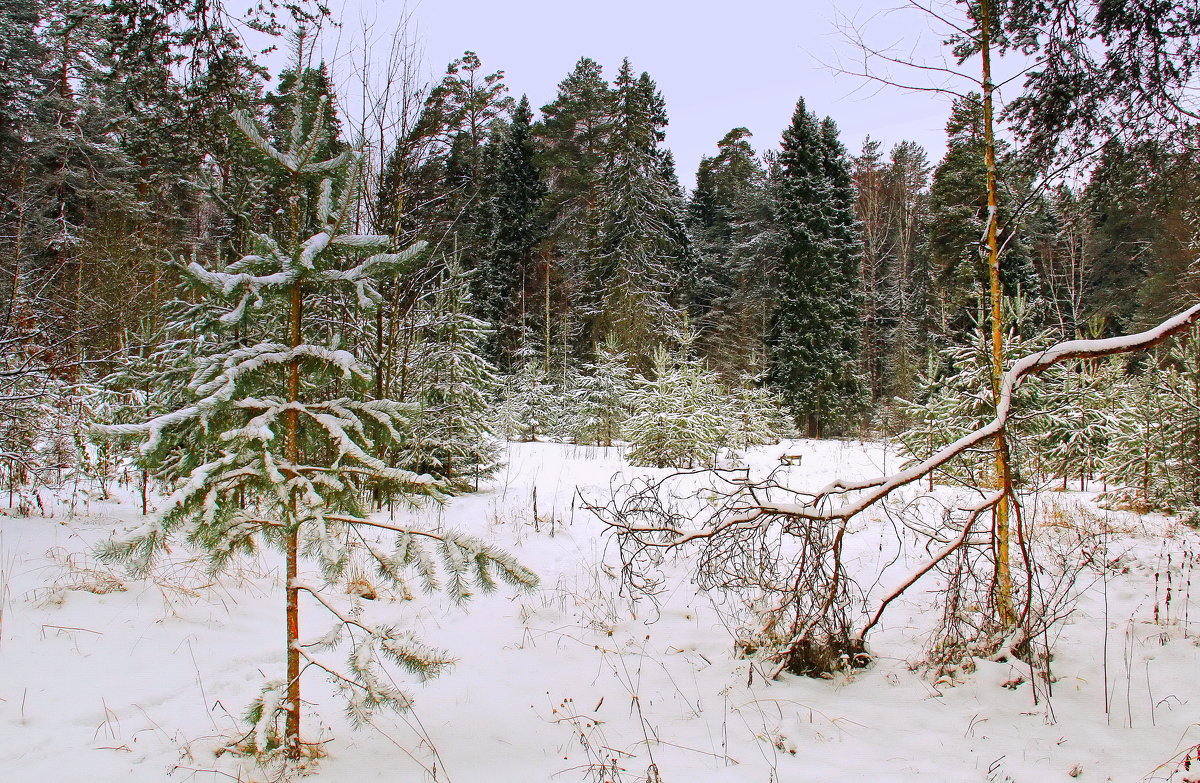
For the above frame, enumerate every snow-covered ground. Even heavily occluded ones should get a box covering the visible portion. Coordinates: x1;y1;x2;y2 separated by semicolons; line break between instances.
2;440;1198;782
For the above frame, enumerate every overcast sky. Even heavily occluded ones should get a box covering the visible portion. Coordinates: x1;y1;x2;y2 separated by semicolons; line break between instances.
314;0;987;186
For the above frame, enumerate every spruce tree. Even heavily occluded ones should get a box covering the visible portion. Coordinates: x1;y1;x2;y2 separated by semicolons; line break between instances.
534;57;611;268
494;354;567;442
626;337;729;469
928;94;1040;338
766;99;865;436
588;60;687;365
705;148;784;380
572;338;634;447
404;258;502;490
882;140;935;400
471;95;546;365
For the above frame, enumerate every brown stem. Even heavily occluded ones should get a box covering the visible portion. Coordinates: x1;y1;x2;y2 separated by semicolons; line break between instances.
284;279;302;759
979;0;1017;628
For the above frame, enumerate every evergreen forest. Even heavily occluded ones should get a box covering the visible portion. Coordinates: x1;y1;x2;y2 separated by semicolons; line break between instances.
4;1;1200;780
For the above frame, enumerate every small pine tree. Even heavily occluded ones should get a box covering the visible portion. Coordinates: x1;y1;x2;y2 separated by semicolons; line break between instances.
96;90;535;764
404;257;502;490
1100;365;1180;511
572;338;634;447
494;355;563;442
728;374;787;452
626;338;730;469
1039;360;1116;491
897;309;1058;488
1098;338;1200;514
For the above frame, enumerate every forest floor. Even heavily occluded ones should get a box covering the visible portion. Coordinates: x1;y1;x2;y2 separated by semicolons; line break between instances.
1;439;1198;782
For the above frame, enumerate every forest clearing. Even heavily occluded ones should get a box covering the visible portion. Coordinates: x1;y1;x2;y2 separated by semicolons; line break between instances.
3;0;1200;779
3;440;1199;782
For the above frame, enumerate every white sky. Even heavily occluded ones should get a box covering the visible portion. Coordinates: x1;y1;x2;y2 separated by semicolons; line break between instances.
313;0;998;186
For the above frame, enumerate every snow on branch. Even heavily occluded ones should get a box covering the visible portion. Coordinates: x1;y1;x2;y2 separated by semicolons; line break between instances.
231;100;350;176
595;300;1200;677
748;301;1200;524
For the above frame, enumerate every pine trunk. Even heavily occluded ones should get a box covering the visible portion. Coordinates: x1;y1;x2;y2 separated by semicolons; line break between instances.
285;280;302;758
284;160;304;758
980;0;1018;629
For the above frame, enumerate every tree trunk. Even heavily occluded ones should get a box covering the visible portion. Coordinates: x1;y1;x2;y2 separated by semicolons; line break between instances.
283;161;304;757
980;0;1018;629
284;280;302;758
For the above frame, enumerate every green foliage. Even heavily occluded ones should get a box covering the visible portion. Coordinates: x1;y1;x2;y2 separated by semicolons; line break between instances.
927;94;1040;334
766;99;866;435
1100;338;1200;513
494;358;570;442
626;343;729;469
586;60;690;364
572;339;635;447
403;258;502;489
468;95;546;364
896;308;1060;486
96;79;536;751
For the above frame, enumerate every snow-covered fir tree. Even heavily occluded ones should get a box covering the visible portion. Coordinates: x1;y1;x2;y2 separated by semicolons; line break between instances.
403;257;502;490
626;334;729;469
494;351;569;442
96;87;535;764
766;99;866;436
1097;338;1200;514
587;60;688;364
896;310;1060;488
572;338;634;447
727;373;788;451
469;95;545;365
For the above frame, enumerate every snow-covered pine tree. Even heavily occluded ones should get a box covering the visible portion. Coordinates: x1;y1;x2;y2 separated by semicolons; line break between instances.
1039;358;1115;491
927;93;1042;338
897;307;1063;488
404;257;501;490
1098;337;1200;514
1164;336;1200;511
99;298;232;513
626;334;730;469
96;89;536;764
494;350;567;443
1099;363;1180;511
572;337;634;447
470;95;545;366
728;373;787;452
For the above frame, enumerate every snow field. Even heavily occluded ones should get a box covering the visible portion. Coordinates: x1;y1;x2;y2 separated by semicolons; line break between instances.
1;439;1198;782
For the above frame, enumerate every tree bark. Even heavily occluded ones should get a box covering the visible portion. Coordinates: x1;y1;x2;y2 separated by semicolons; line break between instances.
284;164;304;757
285;279;302;758
980;0;1017;628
